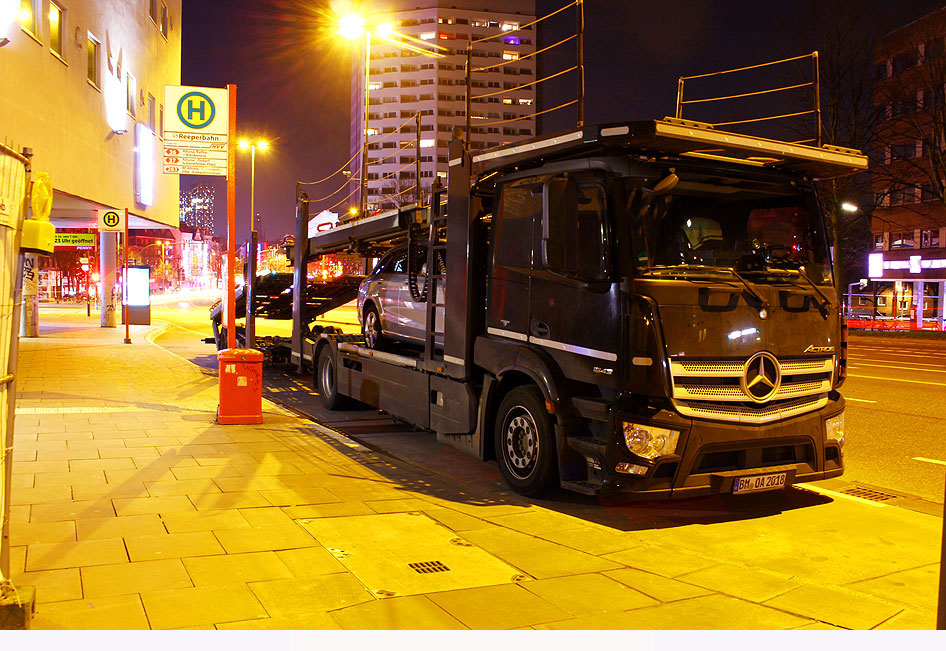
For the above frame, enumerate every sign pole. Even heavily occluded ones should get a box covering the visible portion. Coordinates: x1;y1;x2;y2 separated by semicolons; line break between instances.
123;208;131;344
226;84;237;350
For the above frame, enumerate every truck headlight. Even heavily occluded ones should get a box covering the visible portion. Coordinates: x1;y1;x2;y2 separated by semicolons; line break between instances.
825;412;845;447
622;423;680;460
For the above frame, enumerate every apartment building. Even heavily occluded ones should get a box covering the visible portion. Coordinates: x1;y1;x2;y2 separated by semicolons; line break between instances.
350;0;537;212
869;7;946;327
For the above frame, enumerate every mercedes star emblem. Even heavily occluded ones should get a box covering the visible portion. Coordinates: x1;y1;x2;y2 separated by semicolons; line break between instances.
741;351;782;403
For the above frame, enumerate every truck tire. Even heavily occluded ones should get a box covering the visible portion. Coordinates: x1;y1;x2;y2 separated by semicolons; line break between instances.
315;346;353;410
362;304;387;350
494;385;558;497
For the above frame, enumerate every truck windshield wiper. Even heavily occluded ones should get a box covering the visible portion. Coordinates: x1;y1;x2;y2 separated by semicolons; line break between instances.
756;268;832;315
643;265;768;310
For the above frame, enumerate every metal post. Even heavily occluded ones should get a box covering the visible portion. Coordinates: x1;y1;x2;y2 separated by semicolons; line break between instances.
360;31;371;218
415;112;422;206
226;84;237;350
19;253;38;336
939;480;946;629
916;280;925;330
675;78;685;119
577;0;585;127
465;43;472;149
813;51;822;148
291;185;308;373
245;144;257;349
123;208;131;344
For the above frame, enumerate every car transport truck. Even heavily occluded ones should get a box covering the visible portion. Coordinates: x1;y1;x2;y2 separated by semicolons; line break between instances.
283;117;866;498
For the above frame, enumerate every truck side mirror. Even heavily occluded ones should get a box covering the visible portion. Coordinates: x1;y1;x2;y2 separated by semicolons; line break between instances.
541;177;578;274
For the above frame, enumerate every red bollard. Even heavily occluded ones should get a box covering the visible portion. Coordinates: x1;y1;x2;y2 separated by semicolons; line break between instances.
217;348;264;424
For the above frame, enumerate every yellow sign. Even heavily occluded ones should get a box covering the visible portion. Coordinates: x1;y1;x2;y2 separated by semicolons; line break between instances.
55;233;96;247
97;208;124;232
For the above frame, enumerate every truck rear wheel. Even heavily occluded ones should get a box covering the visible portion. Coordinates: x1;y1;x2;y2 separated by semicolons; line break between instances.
494;386;558;497
316;346;353;410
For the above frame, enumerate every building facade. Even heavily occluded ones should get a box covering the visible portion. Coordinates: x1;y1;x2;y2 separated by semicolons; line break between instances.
869;7;946;327
350;0;537;212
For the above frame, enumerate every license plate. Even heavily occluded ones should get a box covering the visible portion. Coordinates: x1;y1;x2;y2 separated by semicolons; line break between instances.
732;472;787;494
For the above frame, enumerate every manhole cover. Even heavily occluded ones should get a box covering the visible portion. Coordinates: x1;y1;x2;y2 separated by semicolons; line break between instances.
298;512;525;597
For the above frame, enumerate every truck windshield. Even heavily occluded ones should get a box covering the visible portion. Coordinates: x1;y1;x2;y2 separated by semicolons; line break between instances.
628;173;833;285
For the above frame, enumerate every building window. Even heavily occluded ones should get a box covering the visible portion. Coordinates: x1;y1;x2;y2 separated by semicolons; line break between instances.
874;234;884;250
148;94;156;132
892;51;917;73
87;34;100;87
420;32;435;40
504;36;520;45
49;2;64;58
126;73;137;116
149;0;159;23
159;104;164;138
160;3;170;37
502;51;519;61
19;0;38;37
920;229;940;248
890;231;914;248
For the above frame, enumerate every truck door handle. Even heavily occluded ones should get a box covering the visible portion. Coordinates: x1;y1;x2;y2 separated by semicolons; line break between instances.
531;320;550;338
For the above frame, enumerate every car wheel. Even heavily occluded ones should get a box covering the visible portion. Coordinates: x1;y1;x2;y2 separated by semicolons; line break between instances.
494;385;558;497
362;304;387;350
315;345;353;410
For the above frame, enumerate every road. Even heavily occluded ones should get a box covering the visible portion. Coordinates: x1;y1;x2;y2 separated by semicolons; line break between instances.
132;291;946;506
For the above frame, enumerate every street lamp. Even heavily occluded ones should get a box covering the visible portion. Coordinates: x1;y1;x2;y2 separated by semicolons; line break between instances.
239;138;268;348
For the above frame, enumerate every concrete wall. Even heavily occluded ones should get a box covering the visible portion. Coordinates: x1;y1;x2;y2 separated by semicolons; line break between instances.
0;0;182;226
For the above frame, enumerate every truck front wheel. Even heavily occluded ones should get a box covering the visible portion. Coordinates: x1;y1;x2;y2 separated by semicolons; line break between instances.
316;346;353;410
494;386;557;497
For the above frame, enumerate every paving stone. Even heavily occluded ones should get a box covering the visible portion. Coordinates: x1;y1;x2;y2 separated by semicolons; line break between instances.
82;559;193;597
427;583;572;629
10;520;76;545
623;593;811;629
274;547;347;578
145;479;222;497
331;595;467;629
189;491;272;510
13;459;70;474
107;467;177;483
248;574;374;616
846;564;939;612
183;552;295;586
602;545;719;578
31;499;115;522
603;567;714;603
171;464;243;480
13;568;83;603
113;496;197;515
874;609;936;630
72;482;150;501
521;573;659;615
213;476;291;492
75;514;168;540
26;538;128;571
216;612;341;629
125;531;225;561
282;502;375;519
141;583;270;629
460;526;622;579
135;454;199;469
11;473;35;489
30;594;150;630
258;488;339;507
764;584;904;630
31;470;106;488
69;457;137;472
678;563;800;602
213;524;316;554
160;510;251;533
537;526;644;556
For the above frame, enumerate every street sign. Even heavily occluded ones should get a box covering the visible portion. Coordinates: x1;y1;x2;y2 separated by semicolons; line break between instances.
97;209;124;232
163;85;230;177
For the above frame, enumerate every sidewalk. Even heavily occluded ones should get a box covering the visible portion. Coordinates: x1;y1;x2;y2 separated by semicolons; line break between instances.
7;309;941;629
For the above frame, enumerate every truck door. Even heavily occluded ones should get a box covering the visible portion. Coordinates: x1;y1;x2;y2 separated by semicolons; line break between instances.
530;176;620;379
487;178;541;341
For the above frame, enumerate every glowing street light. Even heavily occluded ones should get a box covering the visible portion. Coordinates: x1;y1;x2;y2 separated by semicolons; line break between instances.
239;138;269;348
841;202;858;213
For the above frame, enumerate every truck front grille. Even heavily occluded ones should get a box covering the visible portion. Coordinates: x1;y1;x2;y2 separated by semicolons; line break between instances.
670;355;833;424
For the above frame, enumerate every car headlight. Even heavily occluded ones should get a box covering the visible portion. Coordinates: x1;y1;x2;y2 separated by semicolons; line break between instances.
825;411;845;447
622;423;680;460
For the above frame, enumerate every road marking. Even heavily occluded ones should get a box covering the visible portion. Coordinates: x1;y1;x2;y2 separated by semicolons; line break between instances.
848;360;946;372
794;483;888;508
912;457;946;467
847;373;946;387
844;397;877;403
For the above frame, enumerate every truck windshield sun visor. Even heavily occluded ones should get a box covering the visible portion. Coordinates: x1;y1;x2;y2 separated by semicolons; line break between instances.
629;173;833;288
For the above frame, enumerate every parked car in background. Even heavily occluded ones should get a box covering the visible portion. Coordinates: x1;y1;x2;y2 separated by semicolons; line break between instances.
357;245;444;349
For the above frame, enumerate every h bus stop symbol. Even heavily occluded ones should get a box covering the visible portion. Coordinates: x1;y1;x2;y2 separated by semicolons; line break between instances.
177;91;216;129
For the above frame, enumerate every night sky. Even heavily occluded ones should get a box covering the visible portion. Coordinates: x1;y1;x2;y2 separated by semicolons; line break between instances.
180;0;936;244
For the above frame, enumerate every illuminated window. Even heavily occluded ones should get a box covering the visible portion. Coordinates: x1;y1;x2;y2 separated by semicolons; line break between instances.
87;34;100;87
502;98;513;104
420;32;435;40
517;98;533;105
502;51;519;61
503;36;520;45
49;3;64;57
160;3;169;37
19;0;37;36
149;0;158;23
126;73;136;116
501;22;519;31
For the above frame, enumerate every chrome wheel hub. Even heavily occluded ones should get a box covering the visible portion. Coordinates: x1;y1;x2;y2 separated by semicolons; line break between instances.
504;410;537;478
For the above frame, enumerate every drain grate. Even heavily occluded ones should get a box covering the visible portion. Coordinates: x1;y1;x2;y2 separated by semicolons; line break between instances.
840;486;900;502
409;561;450;574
